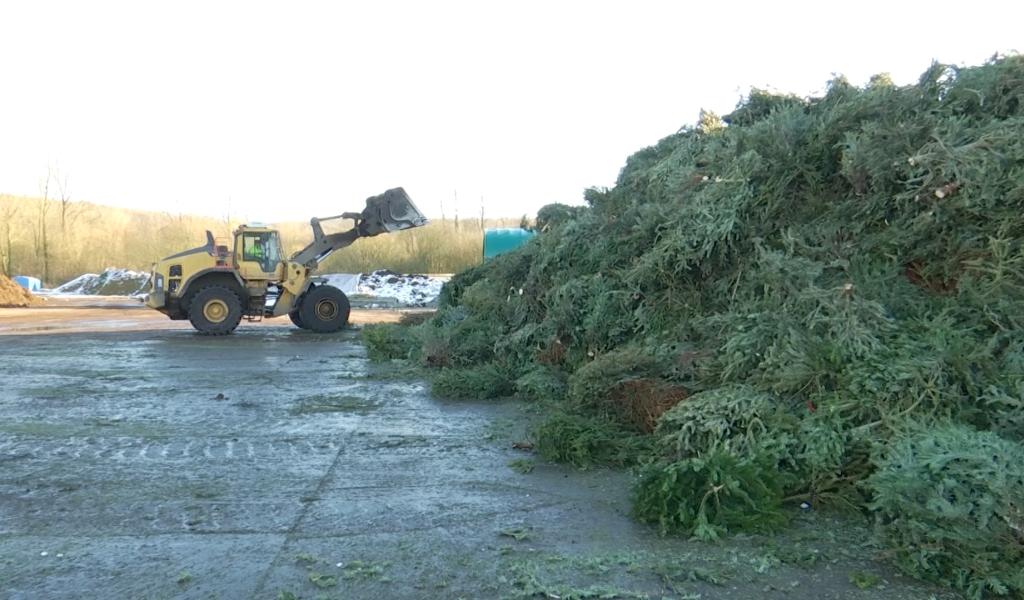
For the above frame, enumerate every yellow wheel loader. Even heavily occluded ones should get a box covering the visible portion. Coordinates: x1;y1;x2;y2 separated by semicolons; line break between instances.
144;187;427;335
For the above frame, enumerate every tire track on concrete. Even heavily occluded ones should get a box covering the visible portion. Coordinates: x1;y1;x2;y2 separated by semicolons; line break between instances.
0;437;341;464
250;436;350;597
0;499;574;542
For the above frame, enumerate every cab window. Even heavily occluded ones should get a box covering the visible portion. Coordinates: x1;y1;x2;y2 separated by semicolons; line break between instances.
241;232;281;272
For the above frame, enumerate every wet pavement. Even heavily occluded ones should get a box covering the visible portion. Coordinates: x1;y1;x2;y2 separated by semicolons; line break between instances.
0;324;962;599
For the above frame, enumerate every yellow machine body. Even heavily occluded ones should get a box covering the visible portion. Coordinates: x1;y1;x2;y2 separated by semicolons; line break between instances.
144;188;427;334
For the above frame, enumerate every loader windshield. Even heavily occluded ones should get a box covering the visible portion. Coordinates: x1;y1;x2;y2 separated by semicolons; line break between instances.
242;231;281;272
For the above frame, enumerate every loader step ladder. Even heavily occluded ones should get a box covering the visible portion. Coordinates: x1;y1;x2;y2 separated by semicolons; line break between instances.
244;296;265;322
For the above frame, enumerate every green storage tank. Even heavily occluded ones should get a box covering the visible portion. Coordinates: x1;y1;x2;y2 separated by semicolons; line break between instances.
483;228;537;259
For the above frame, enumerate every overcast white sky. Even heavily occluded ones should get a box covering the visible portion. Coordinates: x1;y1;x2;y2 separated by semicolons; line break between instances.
0;1;1020;222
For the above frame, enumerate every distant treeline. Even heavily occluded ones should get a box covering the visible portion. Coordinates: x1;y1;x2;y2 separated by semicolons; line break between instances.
0;194;521;286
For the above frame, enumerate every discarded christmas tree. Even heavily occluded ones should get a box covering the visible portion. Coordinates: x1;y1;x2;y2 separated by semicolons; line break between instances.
365;55;1024;598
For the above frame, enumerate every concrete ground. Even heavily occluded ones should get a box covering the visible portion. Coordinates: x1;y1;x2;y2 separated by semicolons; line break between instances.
0;295;425;336
0;303;962;599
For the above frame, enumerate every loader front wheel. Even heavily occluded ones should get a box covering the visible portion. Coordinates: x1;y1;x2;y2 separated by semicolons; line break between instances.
299;285;350;333
288;310;307;330
188;286;243;335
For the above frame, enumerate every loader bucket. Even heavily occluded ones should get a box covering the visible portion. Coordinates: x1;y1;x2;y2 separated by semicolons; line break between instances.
357;187;429;237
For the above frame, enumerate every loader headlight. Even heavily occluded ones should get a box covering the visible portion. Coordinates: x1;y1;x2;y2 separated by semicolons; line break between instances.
153;273;164;292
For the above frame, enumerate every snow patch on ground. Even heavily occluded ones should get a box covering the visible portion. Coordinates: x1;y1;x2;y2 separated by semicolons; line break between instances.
354;270;444;307
321;271;446;306
52;268;150;296
48;267;446;307
320;273;360;294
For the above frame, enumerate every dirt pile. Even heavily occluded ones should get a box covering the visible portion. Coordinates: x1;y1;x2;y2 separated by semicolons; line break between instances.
0;275;37;307
365;56;1024;597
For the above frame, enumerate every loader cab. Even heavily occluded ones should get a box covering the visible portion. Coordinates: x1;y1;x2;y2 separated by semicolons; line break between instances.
234;225;284;280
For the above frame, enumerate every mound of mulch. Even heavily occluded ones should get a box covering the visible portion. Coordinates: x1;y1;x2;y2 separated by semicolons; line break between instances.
0;275;37;308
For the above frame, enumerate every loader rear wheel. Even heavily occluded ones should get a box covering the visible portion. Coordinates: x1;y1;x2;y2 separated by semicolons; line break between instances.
188;286;243;335
299;285;350;333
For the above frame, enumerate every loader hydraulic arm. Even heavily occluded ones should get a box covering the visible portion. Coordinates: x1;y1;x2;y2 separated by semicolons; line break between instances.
289;187;428;269
290;214;363;268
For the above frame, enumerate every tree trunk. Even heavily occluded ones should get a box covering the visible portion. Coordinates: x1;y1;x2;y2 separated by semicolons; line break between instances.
40;207;49;285
38;174;52;286
6;228;14;276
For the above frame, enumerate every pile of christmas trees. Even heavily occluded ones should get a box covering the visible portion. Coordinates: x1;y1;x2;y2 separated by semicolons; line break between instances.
368;56;1024;598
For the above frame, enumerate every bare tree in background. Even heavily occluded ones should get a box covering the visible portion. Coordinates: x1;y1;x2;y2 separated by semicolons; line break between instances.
453;190;459;230
0;198;19;276
34;168;55;285
54;169;78;231
223;196;233;237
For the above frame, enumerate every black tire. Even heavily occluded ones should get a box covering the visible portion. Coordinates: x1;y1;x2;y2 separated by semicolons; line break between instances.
299;285;350;333
288;310;307;329
188;285;243;335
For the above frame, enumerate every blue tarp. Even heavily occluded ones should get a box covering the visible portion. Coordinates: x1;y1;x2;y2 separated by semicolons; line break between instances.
483;228;537;259
13;276;41;292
